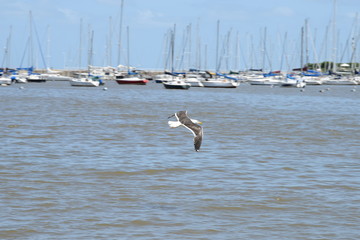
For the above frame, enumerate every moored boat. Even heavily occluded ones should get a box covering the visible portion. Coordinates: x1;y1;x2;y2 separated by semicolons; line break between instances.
201;77;239;88
26;74;46;83
115;75;149;85
163;79;191;89
69;77;100;87
12;75;27;83
185;74;204;87
153;74;173;83
279;75;306;88
0;76;12;86
279;79;306;88
302;76;324;85
42;73;73;81
322;77;358;85
249;76;282;86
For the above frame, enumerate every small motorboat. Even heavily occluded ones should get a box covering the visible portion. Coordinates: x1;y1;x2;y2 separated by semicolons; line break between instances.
69;77;100;87
201;77;239;88
115;75;149;85
163;80;191;89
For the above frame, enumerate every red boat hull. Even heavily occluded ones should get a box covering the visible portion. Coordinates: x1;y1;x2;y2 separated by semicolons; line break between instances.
115;79;149;85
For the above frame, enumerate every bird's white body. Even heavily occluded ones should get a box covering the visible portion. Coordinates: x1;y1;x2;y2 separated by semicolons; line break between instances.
168;119;201;131
168;111;203;151
168;120;182;128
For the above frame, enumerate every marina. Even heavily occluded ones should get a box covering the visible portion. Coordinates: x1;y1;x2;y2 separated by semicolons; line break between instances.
1;67;360;88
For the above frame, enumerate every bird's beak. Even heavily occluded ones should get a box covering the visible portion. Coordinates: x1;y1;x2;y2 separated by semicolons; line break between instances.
168;113;175;119
198;121;203;125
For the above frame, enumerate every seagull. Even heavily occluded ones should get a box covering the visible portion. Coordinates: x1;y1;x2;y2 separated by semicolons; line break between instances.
168;110;203;152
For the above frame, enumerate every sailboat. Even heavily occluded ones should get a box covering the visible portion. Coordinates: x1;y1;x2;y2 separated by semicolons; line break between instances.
162;25;191;90
115;73;149;85
201;21;239;88
163;77;191;89
0;72;12;86
69;73;101;87
184;73;204;87
21;11;48;83
115;26;148;85
279;74;306;88
201;77;239;88
70;60;103;87
69;77;100;87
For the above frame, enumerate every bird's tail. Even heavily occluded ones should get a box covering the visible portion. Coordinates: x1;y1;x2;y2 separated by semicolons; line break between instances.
168;121;182;128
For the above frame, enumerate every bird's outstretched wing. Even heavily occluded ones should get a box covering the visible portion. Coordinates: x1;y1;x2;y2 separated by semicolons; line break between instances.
169;110;203;151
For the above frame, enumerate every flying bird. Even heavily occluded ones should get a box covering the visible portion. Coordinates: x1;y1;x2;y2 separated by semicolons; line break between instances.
168;110;203;151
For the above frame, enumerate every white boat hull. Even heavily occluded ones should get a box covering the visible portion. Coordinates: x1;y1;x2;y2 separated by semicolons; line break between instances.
202;79;239;88
248;76;282;86
322;79;358;85
184;75;205;87
163;80;191;89
185;79;204;87
26;75;46;82
70;78;100;87
43;74;73;81
0;77;12;86
279;79;306;88
154;74;174;83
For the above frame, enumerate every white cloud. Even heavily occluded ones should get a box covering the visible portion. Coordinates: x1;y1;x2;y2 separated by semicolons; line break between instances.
136;9;168;27
273;6;295;17
57;8;79;24
1;1;31;17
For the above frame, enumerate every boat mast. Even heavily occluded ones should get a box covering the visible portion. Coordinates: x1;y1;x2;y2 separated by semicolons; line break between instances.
234;31;239;71
332;0;337;73
350;13;359;72
300;26;304;71
171;24;176;74
162;31;170;71
107;16;113;66
216;20;220;73
46;25;51;69
225;29;232;72
117;0;124;67
305;18;309;68
126;26;130;73
188;23;192;70
196;19;201;70
79;18;83;69
280;32;287;71
88;27;94;67
29;11;34;68
204;44;208;70
262;27;267;71
2;26;12;68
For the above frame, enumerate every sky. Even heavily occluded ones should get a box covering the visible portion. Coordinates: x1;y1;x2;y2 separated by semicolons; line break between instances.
0;0;359;71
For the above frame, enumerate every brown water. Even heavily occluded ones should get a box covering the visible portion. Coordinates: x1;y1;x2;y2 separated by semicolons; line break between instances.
1;81;359;239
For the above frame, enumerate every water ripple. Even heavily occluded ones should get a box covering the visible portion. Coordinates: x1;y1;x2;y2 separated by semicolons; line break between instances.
1;82;359;239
